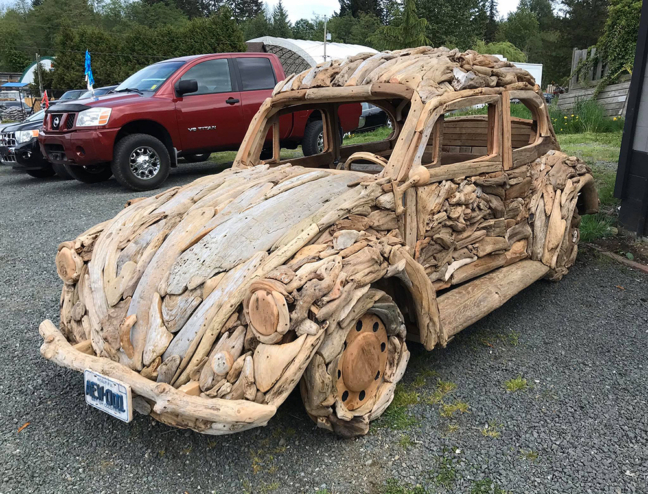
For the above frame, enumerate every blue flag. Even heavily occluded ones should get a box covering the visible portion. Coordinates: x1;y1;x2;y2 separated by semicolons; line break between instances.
84;50;95;95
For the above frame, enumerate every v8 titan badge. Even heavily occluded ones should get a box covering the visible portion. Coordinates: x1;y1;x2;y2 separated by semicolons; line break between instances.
84;370;133;423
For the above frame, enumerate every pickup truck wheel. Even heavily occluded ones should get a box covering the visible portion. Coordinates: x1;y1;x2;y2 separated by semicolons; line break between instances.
25;166;56;179
112;134;170;191
300;289;409;438
302;120;344;157
183;153;210;163
52;163;73;180
63;164;113;183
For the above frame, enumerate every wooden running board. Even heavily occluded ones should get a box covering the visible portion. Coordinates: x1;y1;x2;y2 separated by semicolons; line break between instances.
437;260;550;340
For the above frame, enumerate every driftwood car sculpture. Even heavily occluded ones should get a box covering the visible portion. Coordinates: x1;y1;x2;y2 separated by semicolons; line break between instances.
40;46;599;437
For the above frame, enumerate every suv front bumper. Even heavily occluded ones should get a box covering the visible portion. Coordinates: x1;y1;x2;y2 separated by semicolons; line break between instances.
39;128;118;167
13;137;50;170
39;320;276;435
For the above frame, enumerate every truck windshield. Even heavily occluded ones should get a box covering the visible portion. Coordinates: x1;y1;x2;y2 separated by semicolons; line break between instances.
115;61;185;93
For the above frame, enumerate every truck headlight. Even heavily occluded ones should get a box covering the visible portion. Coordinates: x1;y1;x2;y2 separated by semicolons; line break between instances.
76;108;112;127
16;130;39;144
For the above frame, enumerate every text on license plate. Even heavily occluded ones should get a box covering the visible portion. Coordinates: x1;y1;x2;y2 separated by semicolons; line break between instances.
84;370;133;423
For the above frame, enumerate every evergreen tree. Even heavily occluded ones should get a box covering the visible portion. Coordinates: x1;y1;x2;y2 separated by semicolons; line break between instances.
484;0;498;42
372;0;429;50
338;0;383;19
293;18;315;40
270;0;292;38
243;6;270;38
230;0;263;22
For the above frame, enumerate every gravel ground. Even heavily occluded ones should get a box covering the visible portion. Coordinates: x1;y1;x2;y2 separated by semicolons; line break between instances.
1;164;647;494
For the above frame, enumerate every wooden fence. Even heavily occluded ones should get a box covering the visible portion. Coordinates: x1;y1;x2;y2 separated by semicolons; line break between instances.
556;47;631;117
557;81;631;117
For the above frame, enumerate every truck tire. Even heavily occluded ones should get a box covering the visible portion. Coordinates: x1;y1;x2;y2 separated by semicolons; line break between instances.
52;163;73;180
63;164;113;183
302;120;344;156
183;153;211;163
112;134;171;191
25;166;56;179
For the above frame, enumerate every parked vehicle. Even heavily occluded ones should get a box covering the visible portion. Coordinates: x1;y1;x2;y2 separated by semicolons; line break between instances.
78;85;118;99
39;54;361;191
40;47;599;438
58;90;87;102
357;102;390;132
0;110;71;179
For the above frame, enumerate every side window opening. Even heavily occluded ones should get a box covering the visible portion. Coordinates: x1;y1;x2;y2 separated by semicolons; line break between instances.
424;98;500;168
236;58;277;91
338;100;404;173
180;59;232;95
509;99;539;149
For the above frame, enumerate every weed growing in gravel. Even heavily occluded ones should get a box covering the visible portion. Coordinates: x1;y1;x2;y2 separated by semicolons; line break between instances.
480;421;502;438
520;449;539;461
433;456;458;488
384;478;427;494
314;490;330;494
445;424;460;434
425;379;457;405
470;478;510;493
440;400;469;417
505;376;529;392
377;384;420;430
399;434;414;449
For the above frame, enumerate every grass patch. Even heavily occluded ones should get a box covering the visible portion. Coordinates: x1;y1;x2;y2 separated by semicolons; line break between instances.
433;456;458;488
344;125;392;145
377;384;420;430
520;449;539;461
440;401;469;418
445;424;460;434
580;213;616;242
426;379;458;405
504;376;529;392
384;478;426;494
470;479;510;494
480;421;502;438
399;434;414;449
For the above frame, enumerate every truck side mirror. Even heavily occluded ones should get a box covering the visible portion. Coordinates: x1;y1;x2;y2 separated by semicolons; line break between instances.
175;79;198;97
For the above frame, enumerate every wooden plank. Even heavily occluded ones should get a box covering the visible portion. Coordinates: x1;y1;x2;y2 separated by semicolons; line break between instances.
437;260;549;339
424;160;502;182
501;91;512;171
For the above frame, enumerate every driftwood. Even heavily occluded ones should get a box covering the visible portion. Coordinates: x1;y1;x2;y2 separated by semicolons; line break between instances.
40;47;598;439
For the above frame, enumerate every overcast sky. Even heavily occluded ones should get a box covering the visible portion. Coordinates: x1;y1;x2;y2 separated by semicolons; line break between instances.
267;0;521;22
0;0;522;19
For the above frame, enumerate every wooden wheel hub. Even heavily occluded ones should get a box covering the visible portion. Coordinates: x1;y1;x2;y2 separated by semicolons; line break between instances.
248;290;279;336
337;313;389;411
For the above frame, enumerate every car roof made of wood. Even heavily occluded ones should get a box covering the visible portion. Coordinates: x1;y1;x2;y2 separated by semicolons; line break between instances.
272;46;537;103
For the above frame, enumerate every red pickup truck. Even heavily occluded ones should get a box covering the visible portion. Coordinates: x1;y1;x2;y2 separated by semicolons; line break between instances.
39;53;361;190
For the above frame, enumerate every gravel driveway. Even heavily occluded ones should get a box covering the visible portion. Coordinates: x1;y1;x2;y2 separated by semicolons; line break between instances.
1;165;647;494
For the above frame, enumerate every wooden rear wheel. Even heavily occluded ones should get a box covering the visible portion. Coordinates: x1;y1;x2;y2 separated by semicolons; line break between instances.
300;289;409;438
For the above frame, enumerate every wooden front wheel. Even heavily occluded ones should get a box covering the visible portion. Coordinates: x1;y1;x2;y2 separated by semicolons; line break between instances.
300;289;409;438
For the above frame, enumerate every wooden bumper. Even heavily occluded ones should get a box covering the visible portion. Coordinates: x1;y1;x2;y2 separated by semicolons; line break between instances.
39;319;277;434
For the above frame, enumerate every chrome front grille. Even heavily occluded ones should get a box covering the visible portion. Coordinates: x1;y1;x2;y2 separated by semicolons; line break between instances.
0;132;16;147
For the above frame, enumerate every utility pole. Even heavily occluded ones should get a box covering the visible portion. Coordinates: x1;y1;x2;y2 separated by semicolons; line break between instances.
35;53;44;97
323;16;328;62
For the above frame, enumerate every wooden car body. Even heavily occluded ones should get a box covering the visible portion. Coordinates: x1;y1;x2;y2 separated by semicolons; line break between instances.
40;47;599;437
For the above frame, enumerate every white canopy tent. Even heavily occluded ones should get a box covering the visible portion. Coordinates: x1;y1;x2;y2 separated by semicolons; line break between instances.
246;37;377;74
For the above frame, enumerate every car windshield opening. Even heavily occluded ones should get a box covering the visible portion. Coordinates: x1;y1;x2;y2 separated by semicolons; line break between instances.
115;61;185;93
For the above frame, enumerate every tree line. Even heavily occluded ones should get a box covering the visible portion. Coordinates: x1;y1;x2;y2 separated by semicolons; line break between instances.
0;0;640;92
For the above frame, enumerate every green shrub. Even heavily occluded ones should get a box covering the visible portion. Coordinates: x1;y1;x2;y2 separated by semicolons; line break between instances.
550;99;624;134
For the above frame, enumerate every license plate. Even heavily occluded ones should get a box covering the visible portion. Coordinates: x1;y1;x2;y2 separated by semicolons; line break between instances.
84;370;133;423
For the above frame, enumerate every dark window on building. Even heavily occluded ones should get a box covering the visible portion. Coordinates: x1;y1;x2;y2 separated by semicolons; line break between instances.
181;59;233;95
236;58;276;91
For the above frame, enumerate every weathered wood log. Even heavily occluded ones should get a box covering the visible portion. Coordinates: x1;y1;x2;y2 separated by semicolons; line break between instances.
439;261;550;338
254;334;307;393
452;253;506;285
40;320;276;430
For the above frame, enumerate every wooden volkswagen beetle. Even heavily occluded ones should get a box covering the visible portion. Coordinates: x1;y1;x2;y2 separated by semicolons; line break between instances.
40;47;599;437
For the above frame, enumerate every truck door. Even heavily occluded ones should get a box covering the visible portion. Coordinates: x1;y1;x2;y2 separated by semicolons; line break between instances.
234;57;293;141
174;57;242;152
